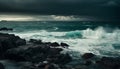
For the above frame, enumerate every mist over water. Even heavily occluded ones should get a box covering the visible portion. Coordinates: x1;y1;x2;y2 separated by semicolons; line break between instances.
0;21;120;59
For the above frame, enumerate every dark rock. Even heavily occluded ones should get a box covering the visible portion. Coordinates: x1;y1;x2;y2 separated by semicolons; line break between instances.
15;39;26;46
84;60;92;66
29;39;69;49
20;62;36;69
60;43;69;48
0;36;14;49
44;64;56;69
37;62;59;69
0;33;26;58
37;62;47;68
29;39;42;44
0;63;5;69
0;34;72;64
48;48;63;55
43;42;52;47
55;53;72;64
96;57;120;69
0;27;13;31
50;42;60;47
5;44;72;64
29;39;37;43
82;53;95;59
74;65;88;69
5;45;43;62
0;33;73;69
0;33;26;48
4;46;27;61
0;41;3;53
0;33;26;46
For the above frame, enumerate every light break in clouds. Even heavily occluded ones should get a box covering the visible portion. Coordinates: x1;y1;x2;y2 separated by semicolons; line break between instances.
0;15;97;21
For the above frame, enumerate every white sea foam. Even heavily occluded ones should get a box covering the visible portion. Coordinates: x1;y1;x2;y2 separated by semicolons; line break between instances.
8;27;120;58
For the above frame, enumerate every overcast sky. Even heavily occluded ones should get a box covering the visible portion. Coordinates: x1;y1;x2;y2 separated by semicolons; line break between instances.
0;0;120;21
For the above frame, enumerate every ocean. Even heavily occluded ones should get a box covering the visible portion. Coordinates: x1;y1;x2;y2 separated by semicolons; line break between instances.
0;21;120;69
0;21;120;57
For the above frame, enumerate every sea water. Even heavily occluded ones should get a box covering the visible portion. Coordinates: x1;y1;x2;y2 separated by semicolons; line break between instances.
0;21;120;69
0;21;120;57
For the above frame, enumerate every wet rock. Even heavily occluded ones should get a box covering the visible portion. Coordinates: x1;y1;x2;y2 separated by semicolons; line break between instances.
55;53;72;64
5;44;71;64
16;39;26;46
96;57;120;69
29;39;69;49
5;45;43;62
0;34;72;66
0;33;26;57
4;46;27;61
50;42;60;47
0;33;26;48
0;36;14;50
0;41;3;53
0;27;13;31
82;53;95;60
29;39;42;44
60;43;69;48
48;48;63;55
29;39;37;43
84;60;92;66
0;62;5;69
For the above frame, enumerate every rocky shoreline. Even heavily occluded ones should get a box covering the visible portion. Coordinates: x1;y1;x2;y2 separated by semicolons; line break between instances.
0;33;120;69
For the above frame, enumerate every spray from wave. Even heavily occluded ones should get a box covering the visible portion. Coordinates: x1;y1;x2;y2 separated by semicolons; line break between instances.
5;26;119;59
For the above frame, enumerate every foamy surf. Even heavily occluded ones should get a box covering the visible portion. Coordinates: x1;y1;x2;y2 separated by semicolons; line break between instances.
3;27;119;59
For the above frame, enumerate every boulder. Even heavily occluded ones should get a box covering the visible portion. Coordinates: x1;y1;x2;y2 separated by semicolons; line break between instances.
0;33;26;50
48;48;63;55
55;53;72;64
29;39;37;43
0;33;26;59
29;39;42;44
0;63;5;69
84;60;92;66
96;57;120;69
15;39;26;46
50;42;60;47
60;43;69;48
5;44;72;64
5;45;43;62
29;39;69;49
0;41;3;53
82;53;95;60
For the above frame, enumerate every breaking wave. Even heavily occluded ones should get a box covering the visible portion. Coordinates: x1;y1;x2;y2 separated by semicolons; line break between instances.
5;26;119;59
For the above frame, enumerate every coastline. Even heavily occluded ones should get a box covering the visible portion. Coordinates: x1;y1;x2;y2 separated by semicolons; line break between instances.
0;33;120;69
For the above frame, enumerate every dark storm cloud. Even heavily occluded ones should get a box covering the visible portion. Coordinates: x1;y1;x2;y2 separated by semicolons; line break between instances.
0;0;120;20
